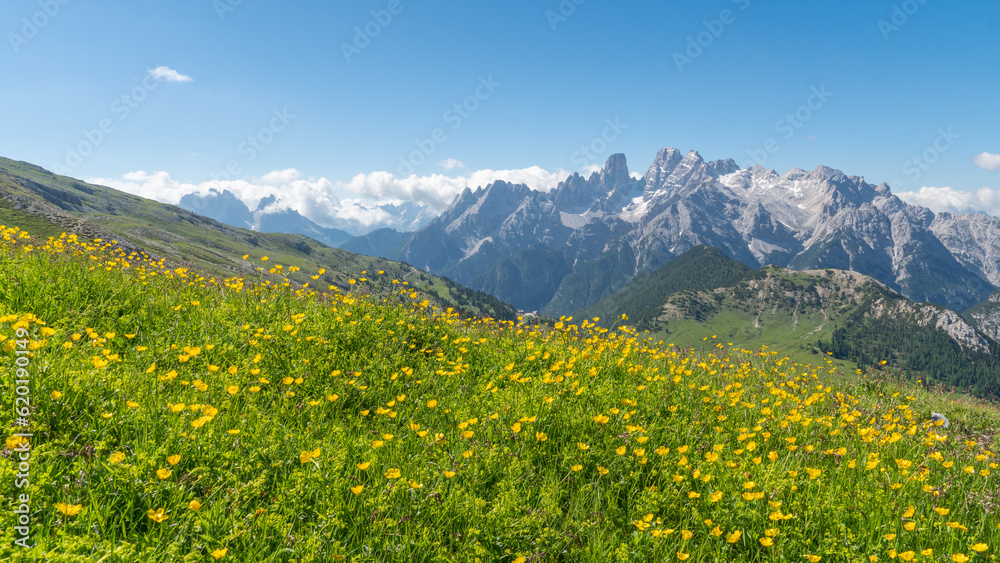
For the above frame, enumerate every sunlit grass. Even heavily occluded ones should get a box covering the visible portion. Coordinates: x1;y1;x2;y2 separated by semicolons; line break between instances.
0;226;997;562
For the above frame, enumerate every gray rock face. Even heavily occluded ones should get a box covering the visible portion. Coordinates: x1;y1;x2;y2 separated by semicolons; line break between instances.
966;290;1000;341
394;148;1000;314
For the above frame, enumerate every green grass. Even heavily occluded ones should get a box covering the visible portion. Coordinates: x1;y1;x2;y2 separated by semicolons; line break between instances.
0;226;998;562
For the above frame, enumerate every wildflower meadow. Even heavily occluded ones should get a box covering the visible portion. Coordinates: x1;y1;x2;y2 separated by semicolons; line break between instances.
0;225;997;562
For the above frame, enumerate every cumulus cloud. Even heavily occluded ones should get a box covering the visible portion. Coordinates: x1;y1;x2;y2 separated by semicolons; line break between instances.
86;165;574;234
147;66;193;83
973;152;1000;172
896;186;1000;218
439;158;464;170
260;169;301;184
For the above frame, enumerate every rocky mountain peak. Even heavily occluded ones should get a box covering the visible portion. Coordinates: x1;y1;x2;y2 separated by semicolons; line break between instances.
644;147;684;184
256;194;278;212
601;153;630;186
706;158;740;177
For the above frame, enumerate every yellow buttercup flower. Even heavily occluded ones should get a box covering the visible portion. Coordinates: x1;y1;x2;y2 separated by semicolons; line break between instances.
189;500;202;511
166;455;181;465
385;468;401;479
54;503;83;516
211;548;228;559
350;485;364;495
147;508;168;523
108;451;125;464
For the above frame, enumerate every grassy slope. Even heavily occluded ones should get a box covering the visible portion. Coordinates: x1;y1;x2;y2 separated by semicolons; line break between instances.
575;248;858;368
0;157;516;322
0;226;998;562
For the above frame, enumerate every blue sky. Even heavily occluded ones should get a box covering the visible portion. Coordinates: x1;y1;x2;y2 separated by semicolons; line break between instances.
2;0;1000;226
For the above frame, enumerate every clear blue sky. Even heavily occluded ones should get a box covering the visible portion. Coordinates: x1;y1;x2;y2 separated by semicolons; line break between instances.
2;0;999;203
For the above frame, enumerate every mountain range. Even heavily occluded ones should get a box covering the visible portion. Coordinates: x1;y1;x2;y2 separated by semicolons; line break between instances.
391;149;1000;316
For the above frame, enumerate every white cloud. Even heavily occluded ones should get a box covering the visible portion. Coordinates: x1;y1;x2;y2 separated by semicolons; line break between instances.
260;169;301;184
439;158;464;170
973;152;1000;172
896;186;1000;217
147;66;193;83
85;165;574;234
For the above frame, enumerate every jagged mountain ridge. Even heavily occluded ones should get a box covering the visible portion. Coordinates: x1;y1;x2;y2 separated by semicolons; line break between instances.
394;149;1000;314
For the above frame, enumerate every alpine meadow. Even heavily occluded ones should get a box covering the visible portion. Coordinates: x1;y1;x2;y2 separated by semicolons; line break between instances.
4;1;1000;562
0;226;998;562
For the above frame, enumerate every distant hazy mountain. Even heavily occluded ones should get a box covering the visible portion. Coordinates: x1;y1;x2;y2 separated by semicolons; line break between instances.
393;149;1000;314
177;189;435;242
178;189;353;247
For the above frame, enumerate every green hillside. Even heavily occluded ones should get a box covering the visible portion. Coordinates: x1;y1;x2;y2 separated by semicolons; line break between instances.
0;157;516;322
577;248;1000;400
574;246;766;327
